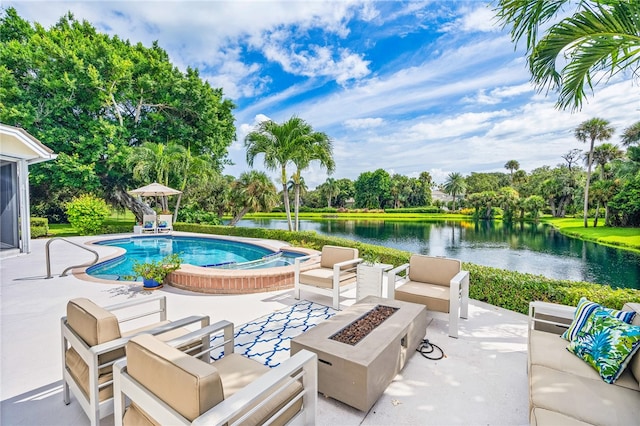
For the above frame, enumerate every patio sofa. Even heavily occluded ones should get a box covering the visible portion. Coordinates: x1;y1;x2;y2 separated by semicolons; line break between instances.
528;300;640;425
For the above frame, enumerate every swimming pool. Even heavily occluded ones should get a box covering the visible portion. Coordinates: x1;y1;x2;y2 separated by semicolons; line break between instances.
87;236;304;281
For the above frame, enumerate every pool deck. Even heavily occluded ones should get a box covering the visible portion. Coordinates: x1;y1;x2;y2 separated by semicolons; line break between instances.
0;234;530;425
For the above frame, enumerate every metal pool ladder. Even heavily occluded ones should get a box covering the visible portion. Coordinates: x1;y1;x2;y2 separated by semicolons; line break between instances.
45;237;100;278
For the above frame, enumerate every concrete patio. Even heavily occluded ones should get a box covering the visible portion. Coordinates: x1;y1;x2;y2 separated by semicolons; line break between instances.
1;235;530;425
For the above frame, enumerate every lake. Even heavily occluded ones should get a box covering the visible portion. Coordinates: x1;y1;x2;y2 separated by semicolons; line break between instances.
234;218;640;290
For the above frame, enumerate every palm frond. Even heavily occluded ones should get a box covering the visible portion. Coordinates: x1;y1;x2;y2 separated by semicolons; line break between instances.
529;1;640;110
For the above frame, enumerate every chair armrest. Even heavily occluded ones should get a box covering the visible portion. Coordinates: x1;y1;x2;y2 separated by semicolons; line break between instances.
165;320;234;360
65;314;210;362
450;270;469;287
103;295;168;324
528;301;575;330
193;349;318;426
332;257;363;270
385;263;409;298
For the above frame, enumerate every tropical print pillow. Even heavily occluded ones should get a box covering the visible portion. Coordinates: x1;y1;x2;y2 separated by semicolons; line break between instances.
561;297;636;341
567;310;640;384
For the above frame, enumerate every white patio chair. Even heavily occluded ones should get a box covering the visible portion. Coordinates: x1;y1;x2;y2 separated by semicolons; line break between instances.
156;214;173;233
387;254;469;338
293;245;362;310
61;296;210;426
141;214;157;234
113;320;317;425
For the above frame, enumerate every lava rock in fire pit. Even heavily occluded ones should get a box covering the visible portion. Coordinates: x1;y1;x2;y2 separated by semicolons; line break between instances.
330;305;399;345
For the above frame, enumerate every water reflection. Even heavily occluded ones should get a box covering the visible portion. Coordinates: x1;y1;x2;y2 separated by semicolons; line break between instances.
235;219;640;289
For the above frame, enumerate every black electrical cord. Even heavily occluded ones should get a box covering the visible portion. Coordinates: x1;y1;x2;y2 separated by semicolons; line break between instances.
417;338;445;360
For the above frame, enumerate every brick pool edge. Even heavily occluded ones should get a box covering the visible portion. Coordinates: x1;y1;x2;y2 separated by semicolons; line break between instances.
168;247;318;294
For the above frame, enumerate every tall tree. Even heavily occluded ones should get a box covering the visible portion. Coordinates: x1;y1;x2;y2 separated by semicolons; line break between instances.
575;118;614;227
245;116;327;231
320;177;340;208
622;121;640;146
228;171;278;226
504;160;520;181
496;0;640;110
590;143;623;226
0;8;235;221
561;148;583;171
443;172;467;211
354;169;391;209
290;124;335;230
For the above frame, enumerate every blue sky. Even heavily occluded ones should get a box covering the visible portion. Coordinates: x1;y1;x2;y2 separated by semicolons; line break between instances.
6;1;638;187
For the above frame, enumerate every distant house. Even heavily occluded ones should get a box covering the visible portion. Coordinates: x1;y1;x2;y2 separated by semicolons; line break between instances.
431;190;454;203
0;124;56;256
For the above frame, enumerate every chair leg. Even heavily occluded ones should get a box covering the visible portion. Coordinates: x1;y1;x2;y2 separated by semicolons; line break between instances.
333;288;340;310
294;286;300;300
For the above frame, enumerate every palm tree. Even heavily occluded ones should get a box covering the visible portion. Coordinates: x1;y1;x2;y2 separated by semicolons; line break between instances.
589;143;623;226
574;118;614;227
289;125;335;231
245;117;304;231
443;172;467;211
228;171;278;226
128;141;186;212
496;0;640;110
322;177;340;208
504;160;520;181
622;121;640;146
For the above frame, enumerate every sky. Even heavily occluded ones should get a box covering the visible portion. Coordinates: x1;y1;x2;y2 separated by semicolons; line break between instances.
5;0;639;187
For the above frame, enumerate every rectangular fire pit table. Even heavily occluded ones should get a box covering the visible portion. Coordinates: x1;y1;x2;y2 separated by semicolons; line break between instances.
290;295;427;411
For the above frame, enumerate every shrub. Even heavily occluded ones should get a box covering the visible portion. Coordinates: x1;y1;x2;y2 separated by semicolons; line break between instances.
385;207;442;214
65;194;110;235
30;217;49;238
173;222;640;314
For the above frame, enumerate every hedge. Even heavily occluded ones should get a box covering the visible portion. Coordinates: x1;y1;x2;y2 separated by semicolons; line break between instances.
174;223;640;314
30;217;49;238
385;207;443;214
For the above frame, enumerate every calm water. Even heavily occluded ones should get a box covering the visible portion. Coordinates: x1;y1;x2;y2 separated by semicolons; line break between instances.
234;219;640;289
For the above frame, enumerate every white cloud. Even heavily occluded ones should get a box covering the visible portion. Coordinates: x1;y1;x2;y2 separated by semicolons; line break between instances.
343;118;384;129
442;5;500;33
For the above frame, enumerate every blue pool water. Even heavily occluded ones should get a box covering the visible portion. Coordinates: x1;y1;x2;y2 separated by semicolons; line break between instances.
87;236;303;281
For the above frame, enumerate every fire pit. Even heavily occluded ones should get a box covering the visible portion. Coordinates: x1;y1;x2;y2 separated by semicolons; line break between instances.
330;305;398;345
291;296;427;411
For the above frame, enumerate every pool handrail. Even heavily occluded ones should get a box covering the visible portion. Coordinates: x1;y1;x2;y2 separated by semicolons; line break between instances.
45;237;100;279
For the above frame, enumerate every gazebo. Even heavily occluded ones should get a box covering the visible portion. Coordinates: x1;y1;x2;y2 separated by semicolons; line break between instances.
0;124;57;256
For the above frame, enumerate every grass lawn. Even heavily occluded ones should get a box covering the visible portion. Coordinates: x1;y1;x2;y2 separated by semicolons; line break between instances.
48;210;136;237
541;217;640;252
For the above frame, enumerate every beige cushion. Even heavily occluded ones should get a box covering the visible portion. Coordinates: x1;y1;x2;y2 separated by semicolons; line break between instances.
126;334;224;422
408;255;460;287
123;403;157;426
623;303;640;385
65;347;114;402
530;408;592;426
214;353;303;425
65;298;126;399
320;245;358;270
67;298;122;346
394;280;450;313
528;329;639;391
529;364;640;425
298;268;357;289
